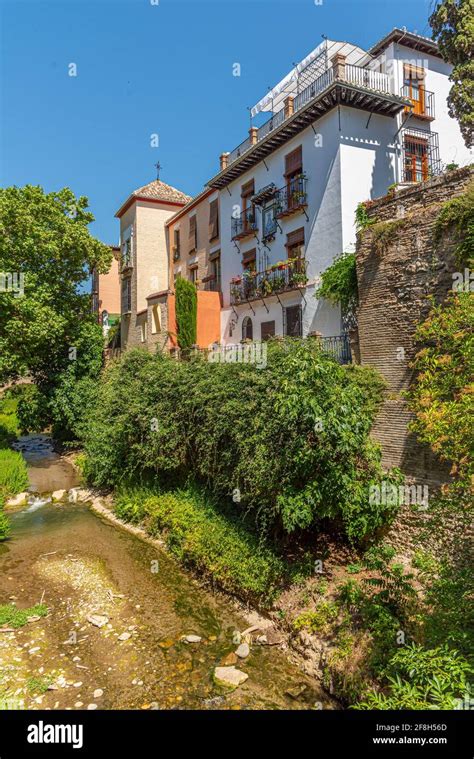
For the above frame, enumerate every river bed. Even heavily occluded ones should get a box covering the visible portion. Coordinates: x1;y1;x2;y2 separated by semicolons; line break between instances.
0;435;332;711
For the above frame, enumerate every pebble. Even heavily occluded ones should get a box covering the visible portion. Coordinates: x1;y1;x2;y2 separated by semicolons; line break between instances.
235;643;250;659
93;689;103;699
75;702;83;708
87;703;97;710
183;635;201;644
73;682;82;688
118;632;131;641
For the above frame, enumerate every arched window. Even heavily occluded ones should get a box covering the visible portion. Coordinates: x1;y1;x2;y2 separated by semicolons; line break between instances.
242;316;253;341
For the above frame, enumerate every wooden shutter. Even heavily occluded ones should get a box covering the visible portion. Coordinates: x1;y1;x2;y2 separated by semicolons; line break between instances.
189;215;197;251
261;321;275;341
285;146;302;177
209;199;219;240
241;180;255;199
286;227;305;251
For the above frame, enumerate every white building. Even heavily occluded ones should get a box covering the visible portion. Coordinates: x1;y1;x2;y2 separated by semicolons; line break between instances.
206;29;472;347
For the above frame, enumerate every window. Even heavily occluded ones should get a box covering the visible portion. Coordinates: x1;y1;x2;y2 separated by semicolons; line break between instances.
151;304;161;334
404;64;426;116
284;305;302;337
241;180;256;232
140;321;147;343
189;214;197;253
121;278;131;313
210;255;221;291
242;248;257;273
262;204;277;240
189;265;198;284
209;199;219;241
286;228;305;259
173;229;180;260
242;316;253;341
404;134;429;182
261;321;275;341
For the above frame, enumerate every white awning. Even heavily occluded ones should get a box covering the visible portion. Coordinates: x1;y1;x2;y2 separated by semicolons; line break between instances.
250;39;370;117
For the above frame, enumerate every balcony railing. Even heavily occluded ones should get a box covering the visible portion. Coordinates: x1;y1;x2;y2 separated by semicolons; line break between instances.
275;174;307;218
318;335;351;365
401;86;435;120
402;128;441;183
230;258;307;304
226;63;396;169
231;206;258;240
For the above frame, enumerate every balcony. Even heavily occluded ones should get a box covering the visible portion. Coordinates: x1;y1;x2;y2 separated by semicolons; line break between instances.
275;175;307;218
230;257;308;305
401;86;435;120
231;206;258;241
211;61;409;189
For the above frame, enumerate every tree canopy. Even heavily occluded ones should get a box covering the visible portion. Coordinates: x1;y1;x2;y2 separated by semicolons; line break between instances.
430;0;474;148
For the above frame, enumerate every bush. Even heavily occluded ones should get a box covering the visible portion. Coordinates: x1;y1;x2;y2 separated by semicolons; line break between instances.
316;252;358;313
0;494;10;541
114;483;295;605
82;341;398;543
408;292;474;493
354;643;472;710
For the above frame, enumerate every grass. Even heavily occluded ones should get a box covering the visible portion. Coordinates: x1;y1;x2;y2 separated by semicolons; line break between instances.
26;676;53;694
114;483;310;606
0;449;28;497
0;603;48;629
0;394;20;449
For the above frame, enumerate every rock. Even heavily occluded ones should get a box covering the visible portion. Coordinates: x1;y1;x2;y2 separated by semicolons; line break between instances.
6;492;29;508
256;635;268;645
93;689;103;699
87;703;97;710
264;627;284;646
285;684;307;700
117;632;131;641
74;702;83;708
213;666;248;690
220;652;238;666
28;647;40;654
51;489;66;502
235;642;250;659
73;682;82;688
158;638;174;649
87;614;108;628
183;635;201;644
69;488;93;503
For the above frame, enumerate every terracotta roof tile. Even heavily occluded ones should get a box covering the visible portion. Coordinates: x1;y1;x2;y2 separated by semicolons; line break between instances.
132;180;192;205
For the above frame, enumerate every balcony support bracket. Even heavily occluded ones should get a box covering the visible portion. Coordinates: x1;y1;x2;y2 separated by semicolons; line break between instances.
262;158;270;172
302;208;309;222
259;296;270;313
245;299;256;316
233;241;240;255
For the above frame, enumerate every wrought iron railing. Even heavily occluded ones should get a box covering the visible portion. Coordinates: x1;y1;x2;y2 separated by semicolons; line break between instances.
225;64;396;169
275;174;307;217
231;206;258;240
318;334;352;365
402;128;441;183
400;85;435;119
230;258;307;304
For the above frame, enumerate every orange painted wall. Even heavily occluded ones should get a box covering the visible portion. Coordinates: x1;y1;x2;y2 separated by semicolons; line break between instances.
99;255;121;315
167;291;220;349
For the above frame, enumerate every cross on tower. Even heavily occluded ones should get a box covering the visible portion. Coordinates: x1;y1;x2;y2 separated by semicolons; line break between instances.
154;161;162;180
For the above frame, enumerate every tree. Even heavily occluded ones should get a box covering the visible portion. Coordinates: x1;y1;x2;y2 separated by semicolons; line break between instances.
429;0;474;148
0;185;112;439
175;277;197;350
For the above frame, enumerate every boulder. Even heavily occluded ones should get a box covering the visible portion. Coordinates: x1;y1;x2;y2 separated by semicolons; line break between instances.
213;666;248;690
235;642;250;658
86;614;108;628
51;489;66;502
6;492;29;508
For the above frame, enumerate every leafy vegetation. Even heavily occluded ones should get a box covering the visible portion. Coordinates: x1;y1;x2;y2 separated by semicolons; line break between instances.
82;340;397;544
0;603;48;628
355;202;376;231
408;292;473;493
114;483;301;605
433;180;474;267
316;253;358;313
0;450;28;498
174;277;197;350
429;0;474;148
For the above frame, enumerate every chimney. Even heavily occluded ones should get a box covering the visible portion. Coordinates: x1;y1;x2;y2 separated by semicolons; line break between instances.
249;126;258;145
220;152;230;171
284;95;295;119
331;52;347;80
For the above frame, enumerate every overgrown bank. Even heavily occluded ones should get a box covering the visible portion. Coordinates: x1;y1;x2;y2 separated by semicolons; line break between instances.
0;391;28;539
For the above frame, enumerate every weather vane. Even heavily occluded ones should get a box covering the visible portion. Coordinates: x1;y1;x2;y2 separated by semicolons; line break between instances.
154;161;162;180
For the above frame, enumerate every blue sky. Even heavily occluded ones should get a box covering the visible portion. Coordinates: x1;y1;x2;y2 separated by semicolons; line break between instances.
1;0;433;245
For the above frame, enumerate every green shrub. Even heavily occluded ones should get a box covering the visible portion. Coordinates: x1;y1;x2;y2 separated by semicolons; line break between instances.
0;494;10;541
316;252;358;313
293;601;339;634
0;603;48;628
0;449;28;496
114;483;295;606
434;181;474;267
83;341;398;544
175;277;197;350
354;643;472;710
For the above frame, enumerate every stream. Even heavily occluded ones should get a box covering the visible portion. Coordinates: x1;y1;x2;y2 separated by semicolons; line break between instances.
0;435;332;711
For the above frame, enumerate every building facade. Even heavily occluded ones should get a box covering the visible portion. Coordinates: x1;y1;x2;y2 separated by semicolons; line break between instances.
91;246;121;333
206;30;471;346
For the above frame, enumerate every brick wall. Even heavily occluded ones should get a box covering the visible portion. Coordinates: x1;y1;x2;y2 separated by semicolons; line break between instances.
356;166;472;486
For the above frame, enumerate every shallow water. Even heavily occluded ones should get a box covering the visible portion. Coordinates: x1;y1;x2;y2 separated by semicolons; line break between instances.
0;435;332;711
